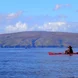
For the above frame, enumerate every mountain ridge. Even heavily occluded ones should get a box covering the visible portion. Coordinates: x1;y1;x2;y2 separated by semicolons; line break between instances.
0;31;78;48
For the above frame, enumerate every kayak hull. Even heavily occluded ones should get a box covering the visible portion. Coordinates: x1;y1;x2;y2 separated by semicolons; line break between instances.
48;52;78;55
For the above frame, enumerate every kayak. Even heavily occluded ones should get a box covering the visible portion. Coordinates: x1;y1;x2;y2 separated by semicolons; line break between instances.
48;52;78;55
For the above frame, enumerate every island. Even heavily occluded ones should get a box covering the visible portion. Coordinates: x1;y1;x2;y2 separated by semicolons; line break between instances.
0;31;78;48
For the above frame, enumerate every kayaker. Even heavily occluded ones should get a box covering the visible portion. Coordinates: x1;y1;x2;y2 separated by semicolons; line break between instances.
65;46;73;54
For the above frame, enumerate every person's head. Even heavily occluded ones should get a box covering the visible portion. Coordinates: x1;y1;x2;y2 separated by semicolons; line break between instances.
68;46;72;49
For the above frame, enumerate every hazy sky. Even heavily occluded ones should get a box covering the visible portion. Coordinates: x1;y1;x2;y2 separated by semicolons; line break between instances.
0;0;78;33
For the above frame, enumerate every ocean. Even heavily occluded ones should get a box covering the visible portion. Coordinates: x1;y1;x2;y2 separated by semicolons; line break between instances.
0;48;78;78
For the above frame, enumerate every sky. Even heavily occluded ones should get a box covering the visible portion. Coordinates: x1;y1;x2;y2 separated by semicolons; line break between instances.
0;0;78;33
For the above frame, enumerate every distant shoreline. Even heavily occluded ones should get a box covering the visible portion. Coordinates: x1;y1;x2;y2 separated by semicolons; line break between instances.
0;46;77;49
0;46;65;48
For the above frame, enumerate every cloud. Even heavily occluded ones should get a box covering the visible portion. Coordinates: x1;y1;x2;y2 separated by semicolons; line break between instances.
37;22;68;31
5;21;27;33
26;22;67;31
53;4;61;10
53;4;71;10
29;22;78;33
6;11;23;20
0;11;23;27
0;11;23;23
4;21;78;33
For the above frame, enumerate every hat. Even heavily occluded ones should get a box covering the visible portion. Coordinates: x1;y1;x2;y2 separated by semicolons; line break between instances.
68;46;72;48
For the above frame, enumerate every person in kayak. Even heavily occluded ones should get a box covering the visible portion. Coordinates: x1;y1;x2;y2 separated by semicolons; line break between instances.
65;46;73;54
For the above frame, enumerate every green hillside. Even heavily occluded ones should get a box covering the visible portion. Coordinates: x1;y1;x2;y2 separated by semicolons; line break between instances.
0;31;78;48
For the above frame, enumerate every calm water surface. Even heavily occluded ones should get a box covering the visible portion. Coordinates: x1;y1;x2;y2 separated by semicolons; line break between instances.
0;48;78;78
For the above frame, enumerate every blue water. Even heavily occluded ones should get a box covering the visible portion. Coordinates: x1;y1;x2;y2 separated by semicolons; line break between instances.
0;48;78;78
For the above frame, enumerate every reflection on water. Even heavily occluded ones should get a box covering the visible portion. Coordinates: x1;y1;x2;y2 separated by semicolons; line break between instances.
0;48;78;78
